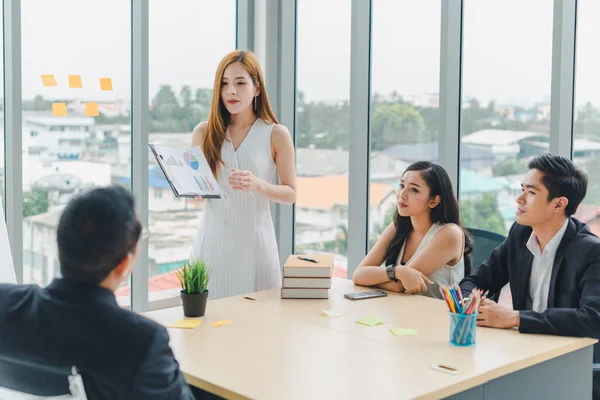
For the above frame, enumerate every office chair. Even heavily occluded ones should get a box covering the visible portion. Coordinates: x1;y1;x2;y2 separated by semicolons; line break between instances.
0;354;87;399
466;228;507;302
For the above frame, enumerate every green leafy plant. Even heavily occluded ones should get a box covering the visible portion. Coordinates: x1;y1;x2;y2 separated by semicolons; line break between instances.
176;259;210;295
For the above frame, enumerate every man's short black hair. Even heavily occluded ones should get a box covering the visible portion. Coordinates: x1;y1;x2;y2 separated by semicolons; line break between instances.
528;153;588;216
57;186;142;283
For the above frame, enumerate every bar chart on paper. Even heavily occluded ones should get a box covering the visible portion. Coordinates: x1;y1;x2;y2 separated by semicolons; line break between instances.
194;176;214;191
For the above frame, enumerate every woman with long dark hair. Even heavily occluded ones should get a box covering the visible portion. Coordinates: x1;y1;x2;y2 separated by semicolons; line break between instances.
353;161;472;298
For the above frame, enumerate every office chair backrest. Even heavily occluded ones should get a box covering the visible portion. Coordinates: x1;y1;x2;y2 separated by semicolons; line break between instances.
0;354;87;399
466;228;506;273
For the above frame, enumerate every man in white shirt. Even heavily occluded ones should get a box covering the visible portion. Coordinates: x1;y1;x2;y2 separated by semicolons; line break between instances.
526;217;569;313
460;153;600;399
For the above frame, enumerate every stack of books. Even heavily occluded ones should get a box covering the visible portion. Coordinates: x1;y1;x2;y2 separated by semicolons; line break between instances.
281;254;334;299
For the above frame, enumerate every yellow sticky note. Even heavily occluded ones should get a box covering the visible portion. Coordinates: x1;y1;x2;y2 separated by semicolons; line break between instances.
169;319;203;329
99;78;113;91
356;316;385;327
390;328;418;336
68;75;82;88
210;320;232;327
52;103;67;117
321;309;346;318
85;102;99;117
41;74;57;87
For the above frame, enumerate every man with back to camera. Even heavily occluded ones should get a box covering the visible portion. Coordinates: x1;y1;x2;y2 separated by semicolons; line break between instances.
0;186;198;399
460;153;600;399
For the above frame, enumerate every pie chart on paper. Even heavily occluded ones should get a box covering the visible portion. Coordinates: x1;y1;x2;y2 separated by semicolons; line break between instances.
183;152;199;170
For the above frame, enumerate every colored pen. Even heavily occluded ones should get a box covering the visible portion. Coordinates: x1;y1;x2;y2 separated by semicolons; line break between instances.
297;256;319;263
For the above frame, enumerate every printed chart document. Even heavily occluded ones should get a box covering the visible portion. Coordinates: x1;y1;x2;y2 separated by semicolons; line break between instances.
149;144;221;198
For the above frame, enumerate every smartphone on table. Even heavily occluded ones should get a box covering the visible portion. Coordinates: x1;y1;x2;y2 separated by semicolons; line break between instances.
344;290;388;300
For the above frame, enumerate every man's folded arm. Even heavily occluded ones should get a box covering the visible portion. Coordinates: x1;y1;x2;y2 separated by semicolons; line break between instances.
519;256;600;338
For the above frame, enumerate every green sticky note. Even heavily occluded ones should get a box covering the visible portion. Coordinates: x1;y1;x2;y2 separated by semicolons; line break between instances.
321;309;347;318
390;328;418;336
356;316;385;327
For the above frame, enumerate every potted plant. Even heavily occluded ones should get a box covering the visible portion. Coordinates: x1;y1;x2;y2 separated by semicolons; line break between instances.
176;259;210;317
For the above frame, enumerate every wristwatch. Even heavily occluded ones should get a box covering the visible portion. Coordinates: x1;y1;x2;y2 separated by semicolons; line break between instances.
386;265;398;282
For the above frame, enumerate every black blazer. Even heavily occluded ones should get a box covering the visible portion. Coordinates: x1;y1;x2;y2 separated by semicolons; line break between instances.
0;278;194;400
460;217;600;365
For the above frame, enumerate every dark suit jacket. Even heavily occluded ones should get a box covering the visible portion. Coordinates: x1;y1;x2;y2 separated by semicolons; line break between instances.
460;217;600;367
0;278;195;400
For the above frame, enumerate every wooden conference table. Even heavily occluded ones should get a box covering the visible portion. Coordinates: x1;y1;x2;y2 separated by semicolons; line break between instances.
146;278;596;400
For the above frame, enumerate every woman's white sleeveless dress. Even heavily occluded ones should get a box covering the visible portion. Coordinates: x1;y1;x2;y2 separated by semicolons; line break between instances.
190;118;281;299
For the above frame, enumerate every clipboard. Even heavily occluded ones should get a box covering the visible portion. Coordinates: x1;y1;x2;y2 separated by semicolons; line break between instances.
149;144;221;199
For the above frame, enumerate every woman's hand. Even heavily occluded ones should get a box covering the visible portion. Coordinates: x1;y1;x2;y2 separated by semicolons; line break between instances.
188;196;205;204
228;169;263;192
396;266;433;294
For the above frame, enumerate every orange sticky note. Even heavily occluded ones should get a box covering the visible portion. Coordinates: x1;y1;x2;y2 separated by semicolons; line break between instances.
85;102;99;117
99;78;113;91
210;320;232;327
68;75;82;88
41;74;57;87
52;103;67;117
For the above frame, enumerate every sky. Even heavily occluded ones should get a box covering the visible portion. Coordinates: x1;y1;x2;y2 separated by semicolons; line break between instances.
5;0;600;108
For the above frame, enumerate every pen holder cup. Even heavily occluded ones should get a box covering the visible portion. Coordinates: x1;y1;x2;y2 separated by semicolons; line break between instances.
449;312;477;347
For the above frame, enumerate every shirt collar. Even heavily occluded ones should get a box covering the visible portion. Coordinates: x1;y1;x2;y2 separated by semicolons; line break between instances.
526;218;570;259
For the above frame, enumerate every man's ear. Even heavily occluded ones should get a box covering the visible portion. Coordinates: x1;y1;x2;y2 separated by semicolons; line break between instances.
113;254;132;279
554;196;569;214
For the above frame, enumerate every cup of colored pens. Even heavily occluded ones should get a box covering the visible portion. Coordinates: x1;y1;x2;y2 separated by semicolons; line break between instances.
440;286;482;347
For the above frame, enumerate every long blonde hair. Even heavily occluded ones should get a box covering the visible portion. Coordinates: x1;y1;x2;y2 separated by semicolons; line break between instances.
202;50;278;178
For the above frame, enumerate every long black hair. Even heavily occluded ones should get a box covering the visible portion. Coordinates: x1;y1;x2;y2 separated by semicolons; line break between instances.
384;161;473;275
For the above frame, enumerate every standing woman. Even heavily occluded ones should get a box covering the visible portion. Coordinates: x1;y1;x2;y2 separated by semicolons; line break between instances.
190;50;296;299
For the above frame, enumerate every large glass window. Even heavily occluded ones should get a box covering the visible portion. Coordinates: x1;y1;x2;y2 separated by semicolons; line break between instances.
0;15;4;207
21;1;131;293
137;0;236;305
295;0;351;278
369;1;441;247
573;0;600;235
459;0;553;235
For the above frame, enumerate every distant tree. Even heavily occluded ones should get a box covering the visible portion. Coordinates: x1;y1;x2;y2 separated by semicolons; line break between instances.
582;154;600;206
369;204;397;249
95;112;130;124
296;99;349;149
194;88;213;108
180;86;193;108
371;102;426;151
492;158;527;177
461;98;498;136
151;85;181;125
460;193;506;235
23;191;49;217
22;95;55;111
574;102;600;139
322;224;348;255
